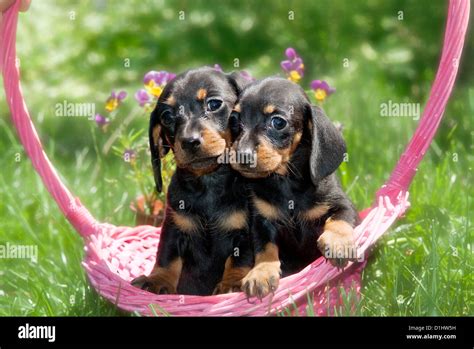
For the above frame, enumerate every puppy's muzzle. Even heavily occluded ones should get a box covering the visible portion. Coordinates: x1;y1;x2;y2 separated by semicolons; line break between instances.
236;147;255;168
180;136;202;153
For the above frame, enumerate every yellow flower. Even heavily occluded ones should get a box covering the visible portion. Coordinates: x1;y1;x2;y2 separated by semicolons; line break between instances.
145;80;163;98
105;98;119;112
288;70;302;83
104;90;127;112
314;88;327;102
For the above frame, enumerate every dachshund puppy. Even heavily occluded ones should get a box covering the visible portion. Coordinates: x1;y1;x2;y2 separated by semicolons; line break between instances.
230;77;359;299
131;67;253;295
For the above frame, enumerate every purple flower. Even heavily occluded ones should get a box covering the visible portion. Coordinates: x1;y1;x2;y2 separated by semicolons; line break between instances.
94;114;109;127
123;148;136;163
240;70;255;81
113;90;127;100
105;90;127;112
143;71;175;86
310;80;336;102
143;70;176;97
213;64;223;72
134;89;151;107
281;47;304;83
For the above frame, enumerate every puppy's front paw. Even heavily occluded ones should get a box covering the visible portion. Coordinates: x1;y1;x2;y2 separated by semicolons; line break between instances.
241;262;281;300
317;219;357;268
131;273;177;295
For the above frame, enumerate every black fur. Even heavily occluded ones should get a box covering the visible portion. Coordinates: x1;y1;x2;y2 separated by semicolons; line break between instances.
232;77;359;277
160;165;252;294
133;67;253;295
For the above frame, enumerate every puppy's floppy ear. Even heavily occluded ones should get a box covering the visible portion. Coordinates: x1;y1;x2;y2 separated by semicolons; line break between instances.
226;71;251;95
306;105;346;186
149;104;171;193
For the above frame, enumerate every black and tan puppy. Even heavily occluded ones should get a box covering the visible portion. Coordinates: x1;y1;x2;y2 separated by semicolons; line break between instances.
230;77;359;299
131;67;253;295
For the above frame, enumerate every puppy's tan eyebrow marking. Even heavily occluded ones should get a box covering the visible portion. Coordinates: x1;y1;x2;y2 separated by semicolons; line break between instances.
233;103;241;113
165;95;176;106
263;104;275;114
196;88;207;101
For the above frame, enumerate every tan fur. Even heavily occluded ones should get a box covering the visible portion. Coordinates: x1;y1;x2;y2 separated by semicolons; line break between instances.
217;210;247;231
145;258;183;293
196;88;207;101
152;125;167;158
253;197;280;220
171;211;200;234
289;131;303;153
317;218;356;267
201;127;227;156
174;126;225;171
255;137;283;173
257;132;302;175
299;204;330;221
190;165;220;177
152;125;161;149
219;129;232;147
213;257;251;294
255;243;279;263
324;218;354;236
242;243;281;298
276;131;303;174
233;103;241;113
263;104;276;114
164;95;176;106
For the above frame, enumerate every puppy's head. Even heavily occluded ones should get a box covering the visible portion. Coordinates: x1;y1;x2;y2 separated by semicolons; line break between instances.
231;77;346;186
150;67;248;192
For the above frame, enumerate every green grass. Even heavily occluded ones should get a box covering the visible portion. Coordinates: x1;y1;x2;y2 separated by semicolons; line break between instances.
0;0;472;316
1;86;471;316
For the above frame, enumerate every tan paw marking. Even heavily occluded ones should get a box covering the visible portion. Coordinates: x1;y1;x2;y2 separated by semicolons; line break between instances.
213;257;251;295
213;281;243;295
131;258;182;294
242;261;281;300
317;219;356;268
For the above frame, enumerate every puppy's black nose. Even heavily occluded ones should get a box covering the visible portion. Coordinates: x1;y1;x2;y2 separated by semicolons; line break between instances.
181;137;201;151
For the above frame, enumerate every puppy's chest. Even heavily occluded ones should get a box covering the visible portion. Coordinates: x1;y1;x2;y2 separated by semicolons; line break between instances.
169;181;248;234
252;180;329;224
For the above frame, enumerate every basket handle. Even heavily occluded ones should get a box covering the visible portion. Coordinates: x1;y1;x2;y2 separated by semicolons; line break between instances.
377;0;470;201
1;0;99;237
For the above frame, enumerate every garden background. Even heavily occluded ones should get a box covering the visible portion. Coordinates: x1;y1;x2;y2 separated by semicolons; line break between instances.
0;0;472;316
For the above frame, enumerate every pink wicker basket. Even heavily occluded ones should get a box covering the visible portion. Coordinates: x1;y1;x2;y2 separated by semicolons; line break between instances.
1;0;469;316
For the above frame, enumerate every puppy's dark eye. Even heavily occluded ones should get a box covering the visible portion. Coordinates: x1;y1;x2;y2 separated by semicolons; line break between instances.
207;99;223;111
161;111;174;127
271;116;287;130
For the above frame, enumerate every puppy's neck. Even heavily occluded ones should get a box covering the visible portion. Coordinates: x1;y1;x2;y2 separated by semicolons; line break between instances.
176;164;232;190
186;164;220;177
